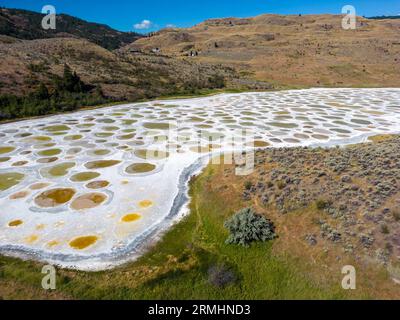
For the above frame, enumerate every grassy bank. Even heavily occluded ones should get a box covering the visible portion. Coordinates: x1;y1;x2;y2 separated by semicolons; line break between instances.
0;161;358;300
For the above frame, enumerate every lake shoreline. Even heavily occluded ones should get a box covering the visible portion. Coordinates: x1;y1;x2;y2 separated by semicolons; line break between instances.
0;88;400;271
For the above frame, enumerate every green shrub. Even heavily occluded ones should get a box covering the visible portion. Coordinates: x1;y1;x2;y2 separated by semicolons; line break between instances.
381;224;390;234
224;208;276;247
207;74;225;89
244;181;252;190
315;198;331;210
277;180;286;190
27;62;49;73
393;209;400;222
0;65;112;121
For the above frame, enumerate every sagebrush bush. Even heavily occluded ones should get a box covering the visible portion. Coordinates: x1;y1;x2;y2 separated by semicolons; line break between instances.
315;198;331;210
244;181;252;190
392;209;400;222
381;224;390;234
224;208;276;246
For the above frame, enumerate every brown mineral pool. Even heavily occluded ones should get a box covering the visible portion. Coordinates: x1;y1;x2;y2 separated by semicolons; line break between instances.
102;126;120;131
351;118;372;125
139;200;153;208
96;118;115;124
38;148;62;156
35;188;76;208
8;220;23;227
134;149;169;160
117;133;135;140
67;147;82;155
12;161;28;166
76;123;95;128
10;190;29;200
43;125;71;132
37;157;58;164
311;134;329;140
248;140;270;147
0;157;11;162
34;142;56;149
70;193;107;210
85;180;110;189
0;146;15;154
92;149;111;156
95;132;114;138
85;160;121;169
15;132;32;138
0;172;25;191
121;213;141;222
41;162;75;178
143;122;175;130
189;145;212;153
70;172;101;182
121;119;137;125
267;122;298;129
153;135;168;143
69;236;99;249
188;116;205;122
30;182;50;190
27;135;52;142
125;163;156;174
64;134;83;141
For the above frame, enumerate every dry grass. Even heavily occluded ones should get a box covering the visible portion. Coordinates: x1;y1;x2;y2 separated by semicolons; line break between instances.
206;154;400;299
130;14;400;88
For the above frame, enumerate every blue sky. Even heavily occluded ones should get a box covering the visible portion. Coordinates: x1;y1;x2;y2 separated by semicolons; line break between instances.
1;0;399;32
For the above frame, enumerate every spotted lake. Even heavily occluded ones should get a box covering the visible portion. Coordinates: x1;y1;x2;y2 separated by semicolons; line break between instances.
0;88;399;270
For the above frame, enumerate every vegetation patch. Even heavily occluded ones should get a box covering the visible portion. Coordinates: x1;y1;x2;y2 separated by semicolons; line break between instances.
224;208;277;247
0;162;352;300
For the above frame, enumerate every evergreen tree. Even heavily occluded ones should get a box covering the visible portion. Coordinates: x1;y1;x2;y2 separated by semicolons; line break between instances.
35;83;50;100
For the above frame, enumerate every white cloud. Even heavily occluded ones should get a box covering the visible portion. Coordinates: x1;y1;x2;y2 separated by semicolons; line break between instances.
134;19;153;30
166;24;176;28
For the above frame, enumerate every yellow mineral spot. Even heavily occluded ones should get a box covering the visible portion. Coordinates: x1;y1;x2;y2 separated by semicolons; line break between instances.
47;240;60;247
121;180;129;185
8;219;23;227
36;224;46;230
121;213;141;222
139;200;153;208
25;235;39;244
69;236;98;250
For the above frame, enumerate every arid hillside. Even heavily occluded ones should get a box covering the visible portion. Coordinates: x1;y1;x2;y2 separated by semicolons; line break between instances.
0;36;241;100
0;8;143;50
0;9;274;121
129;14;400;87
0;12;399;118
